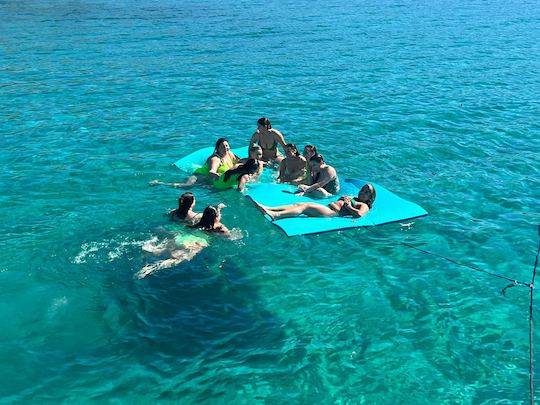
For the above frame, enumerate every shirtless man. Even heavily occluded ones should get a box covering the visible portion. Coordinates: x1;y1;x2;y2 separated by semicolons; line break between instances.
249;117;287;163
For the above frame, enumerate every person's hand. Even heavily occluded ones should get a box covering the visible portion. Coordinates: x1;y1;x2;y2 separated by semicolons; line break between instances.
217;203;226;209
149;180;160;186
296;191;305;197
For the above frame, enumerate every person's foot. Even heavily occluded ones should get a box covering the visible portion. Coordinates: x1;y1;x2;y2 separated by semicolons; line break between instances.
253;202;275;220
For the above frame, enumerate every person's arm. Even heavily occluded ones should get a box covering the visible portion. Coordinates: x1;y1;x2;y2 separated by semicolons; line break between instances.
343;200;369;218
277;159;287;182
273;129;287;148
207;156;221;179
300;169;333;194
215;224;232;237
249;131;259;148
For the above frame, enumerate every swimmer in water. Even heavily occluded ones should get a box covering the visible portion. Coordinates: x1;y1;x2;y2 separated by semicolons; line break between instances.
169;192;201;224
136;203;228;279
190;205;231;236
254;183;376;221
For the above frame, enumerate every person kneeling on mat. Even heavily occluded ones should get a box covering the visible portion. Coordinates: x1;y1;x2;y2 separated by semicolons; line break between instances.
295;154;339;198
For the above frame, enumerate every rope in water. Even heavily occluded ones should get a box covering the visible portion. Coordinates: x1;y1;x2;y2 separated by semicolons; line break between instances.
528;229;540;405
364;223;540;404
364;225;532;291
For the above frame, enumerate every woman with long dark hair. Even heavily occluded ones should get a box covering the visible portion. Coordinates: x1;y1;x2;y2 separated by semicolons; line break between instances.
213;158;260;192
190;205;230;236
296;154;339;198
169;192;201;224
254;183;376;221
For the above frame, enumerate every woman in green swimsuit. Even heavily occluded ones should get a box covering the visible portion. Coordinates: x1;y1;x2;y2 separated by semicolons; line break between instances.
149;138;239;188
296;154;340;198
254;184;376;221
201;138;240;180
249;118;287;163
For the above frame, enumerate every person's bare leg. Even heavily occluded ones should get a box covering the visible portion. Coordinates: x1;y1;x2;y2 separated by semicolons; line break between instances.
148;176;197;188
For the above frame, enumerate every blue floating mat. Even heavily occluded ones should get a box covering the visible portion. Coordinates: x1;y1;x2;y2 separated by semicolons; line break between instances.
245;179;428;237
173;146;275;184
174;146;249;173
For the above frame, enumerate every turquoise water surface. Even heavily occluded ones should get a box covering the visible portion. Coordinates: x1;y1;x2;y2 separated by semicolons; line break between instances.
1;0;539;403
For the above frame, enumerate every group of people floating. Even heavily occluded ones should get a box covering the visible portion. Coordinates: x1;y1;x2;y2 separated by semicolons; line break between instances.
140;118;376;277
153;117;376;229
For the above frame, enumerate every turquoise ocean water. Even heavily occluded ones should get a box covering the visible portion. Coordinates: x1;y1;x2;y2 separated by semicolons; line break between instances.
1;0;539;402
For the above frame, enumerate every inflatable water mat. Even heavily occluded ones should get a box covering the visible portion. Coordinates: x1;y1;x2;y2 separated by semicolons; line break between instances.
173;145;275;185
174;146;249;173
245;178;428;237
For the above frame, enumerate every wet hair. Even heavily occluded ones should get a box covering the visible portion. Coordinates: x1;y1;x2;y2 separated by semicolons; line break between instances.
214;138;229;153
356;184;376;209
176;192;194;219
190;206;219;231
223;158;259;182
285;143;300;157
304;144;318;155
249;145;263;157
257;117;272;129
309;154;325;164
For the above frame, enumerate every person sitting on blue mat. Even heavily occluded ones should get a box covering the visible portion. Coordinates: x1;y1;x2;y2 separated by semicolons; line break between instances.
190;205;231;236
249;117;287;163
301;144;318;185
196;138;240;180
278;143;307;185
295;154;339;198
213;159;261;192
149;138;240;188
254;183;376;221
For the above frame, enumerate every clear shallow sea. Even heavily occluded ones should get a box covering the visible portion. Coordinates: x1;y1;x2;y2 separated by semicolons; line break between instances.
1;0;539;403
